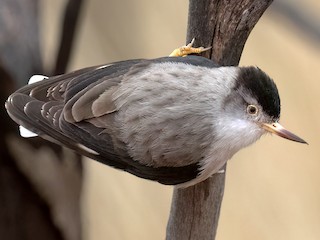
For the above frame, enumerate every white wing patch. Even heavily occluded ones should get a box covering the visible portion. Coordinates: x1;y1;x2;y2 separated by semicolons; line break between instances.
19;126;38;138
19;75;49;137
28;75;48;84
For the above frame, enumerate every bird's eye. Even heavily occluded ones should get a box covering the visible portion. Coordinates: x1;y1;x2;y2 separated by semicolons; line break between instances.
247;104;258;115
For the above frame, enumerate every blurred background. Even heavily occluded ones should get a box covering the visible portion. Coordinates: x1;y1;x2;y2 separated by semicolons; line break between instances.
1;0;319;239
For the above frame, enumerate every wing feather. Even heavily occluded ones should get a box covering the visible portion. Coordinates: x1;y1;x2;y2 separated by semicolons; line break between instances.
6;56;218;185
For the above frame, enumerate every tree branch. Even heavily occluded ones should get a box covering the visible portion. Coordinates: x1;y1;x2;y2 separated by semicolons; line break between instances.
166;1;273;239
53;0;84;75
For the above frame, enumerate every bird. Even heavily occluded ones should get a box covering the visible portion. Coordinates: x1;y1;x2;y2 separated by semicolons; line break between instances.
5;42;307;188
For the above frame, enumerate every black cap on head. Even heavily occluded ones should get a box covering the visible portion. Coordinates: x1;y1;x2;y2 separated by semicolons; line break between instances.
236;67;281;120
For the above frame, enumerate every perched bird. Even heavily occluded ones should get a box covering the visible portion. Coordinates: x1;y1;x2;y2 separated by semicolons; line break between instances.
5;44;306;188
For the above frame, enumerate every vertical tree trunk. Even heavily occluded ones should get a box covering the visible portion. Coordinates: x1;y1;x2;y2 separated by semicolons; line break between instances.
167;1;273;239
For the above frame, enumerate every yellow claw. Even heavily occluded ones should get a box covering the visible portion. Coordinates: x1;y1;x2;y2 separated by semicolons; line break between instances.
169;38;211;57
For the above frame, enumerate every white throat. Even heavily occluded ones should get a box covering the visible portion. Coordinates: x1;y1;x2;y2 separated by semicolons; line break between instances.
177;116;264;188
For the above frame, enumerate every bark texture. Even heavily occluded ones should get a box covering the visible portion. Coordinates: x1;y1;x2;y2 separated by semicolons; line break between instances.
167;1;273;239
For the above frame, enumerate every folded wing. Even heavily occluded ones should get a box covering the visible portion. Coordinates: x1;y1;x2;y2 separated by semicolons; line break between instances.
6;57;218;185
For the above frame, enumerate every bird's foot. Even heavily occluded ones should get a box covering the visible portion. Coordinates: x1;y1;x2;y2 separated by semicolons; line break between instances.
169;38;211;57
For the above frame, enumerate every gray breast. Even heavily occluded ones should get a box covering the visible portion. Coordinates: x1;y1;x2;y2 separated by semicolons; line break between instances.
113;62;237;167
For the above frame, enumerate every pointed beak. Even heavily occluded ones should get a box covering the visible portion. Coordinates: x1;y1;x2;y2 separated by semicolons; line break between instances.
262;122;307;144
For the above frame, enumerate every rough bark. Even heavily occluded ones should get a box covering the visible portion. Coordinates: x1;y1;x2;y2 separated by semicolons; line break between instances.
167;1;273;239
